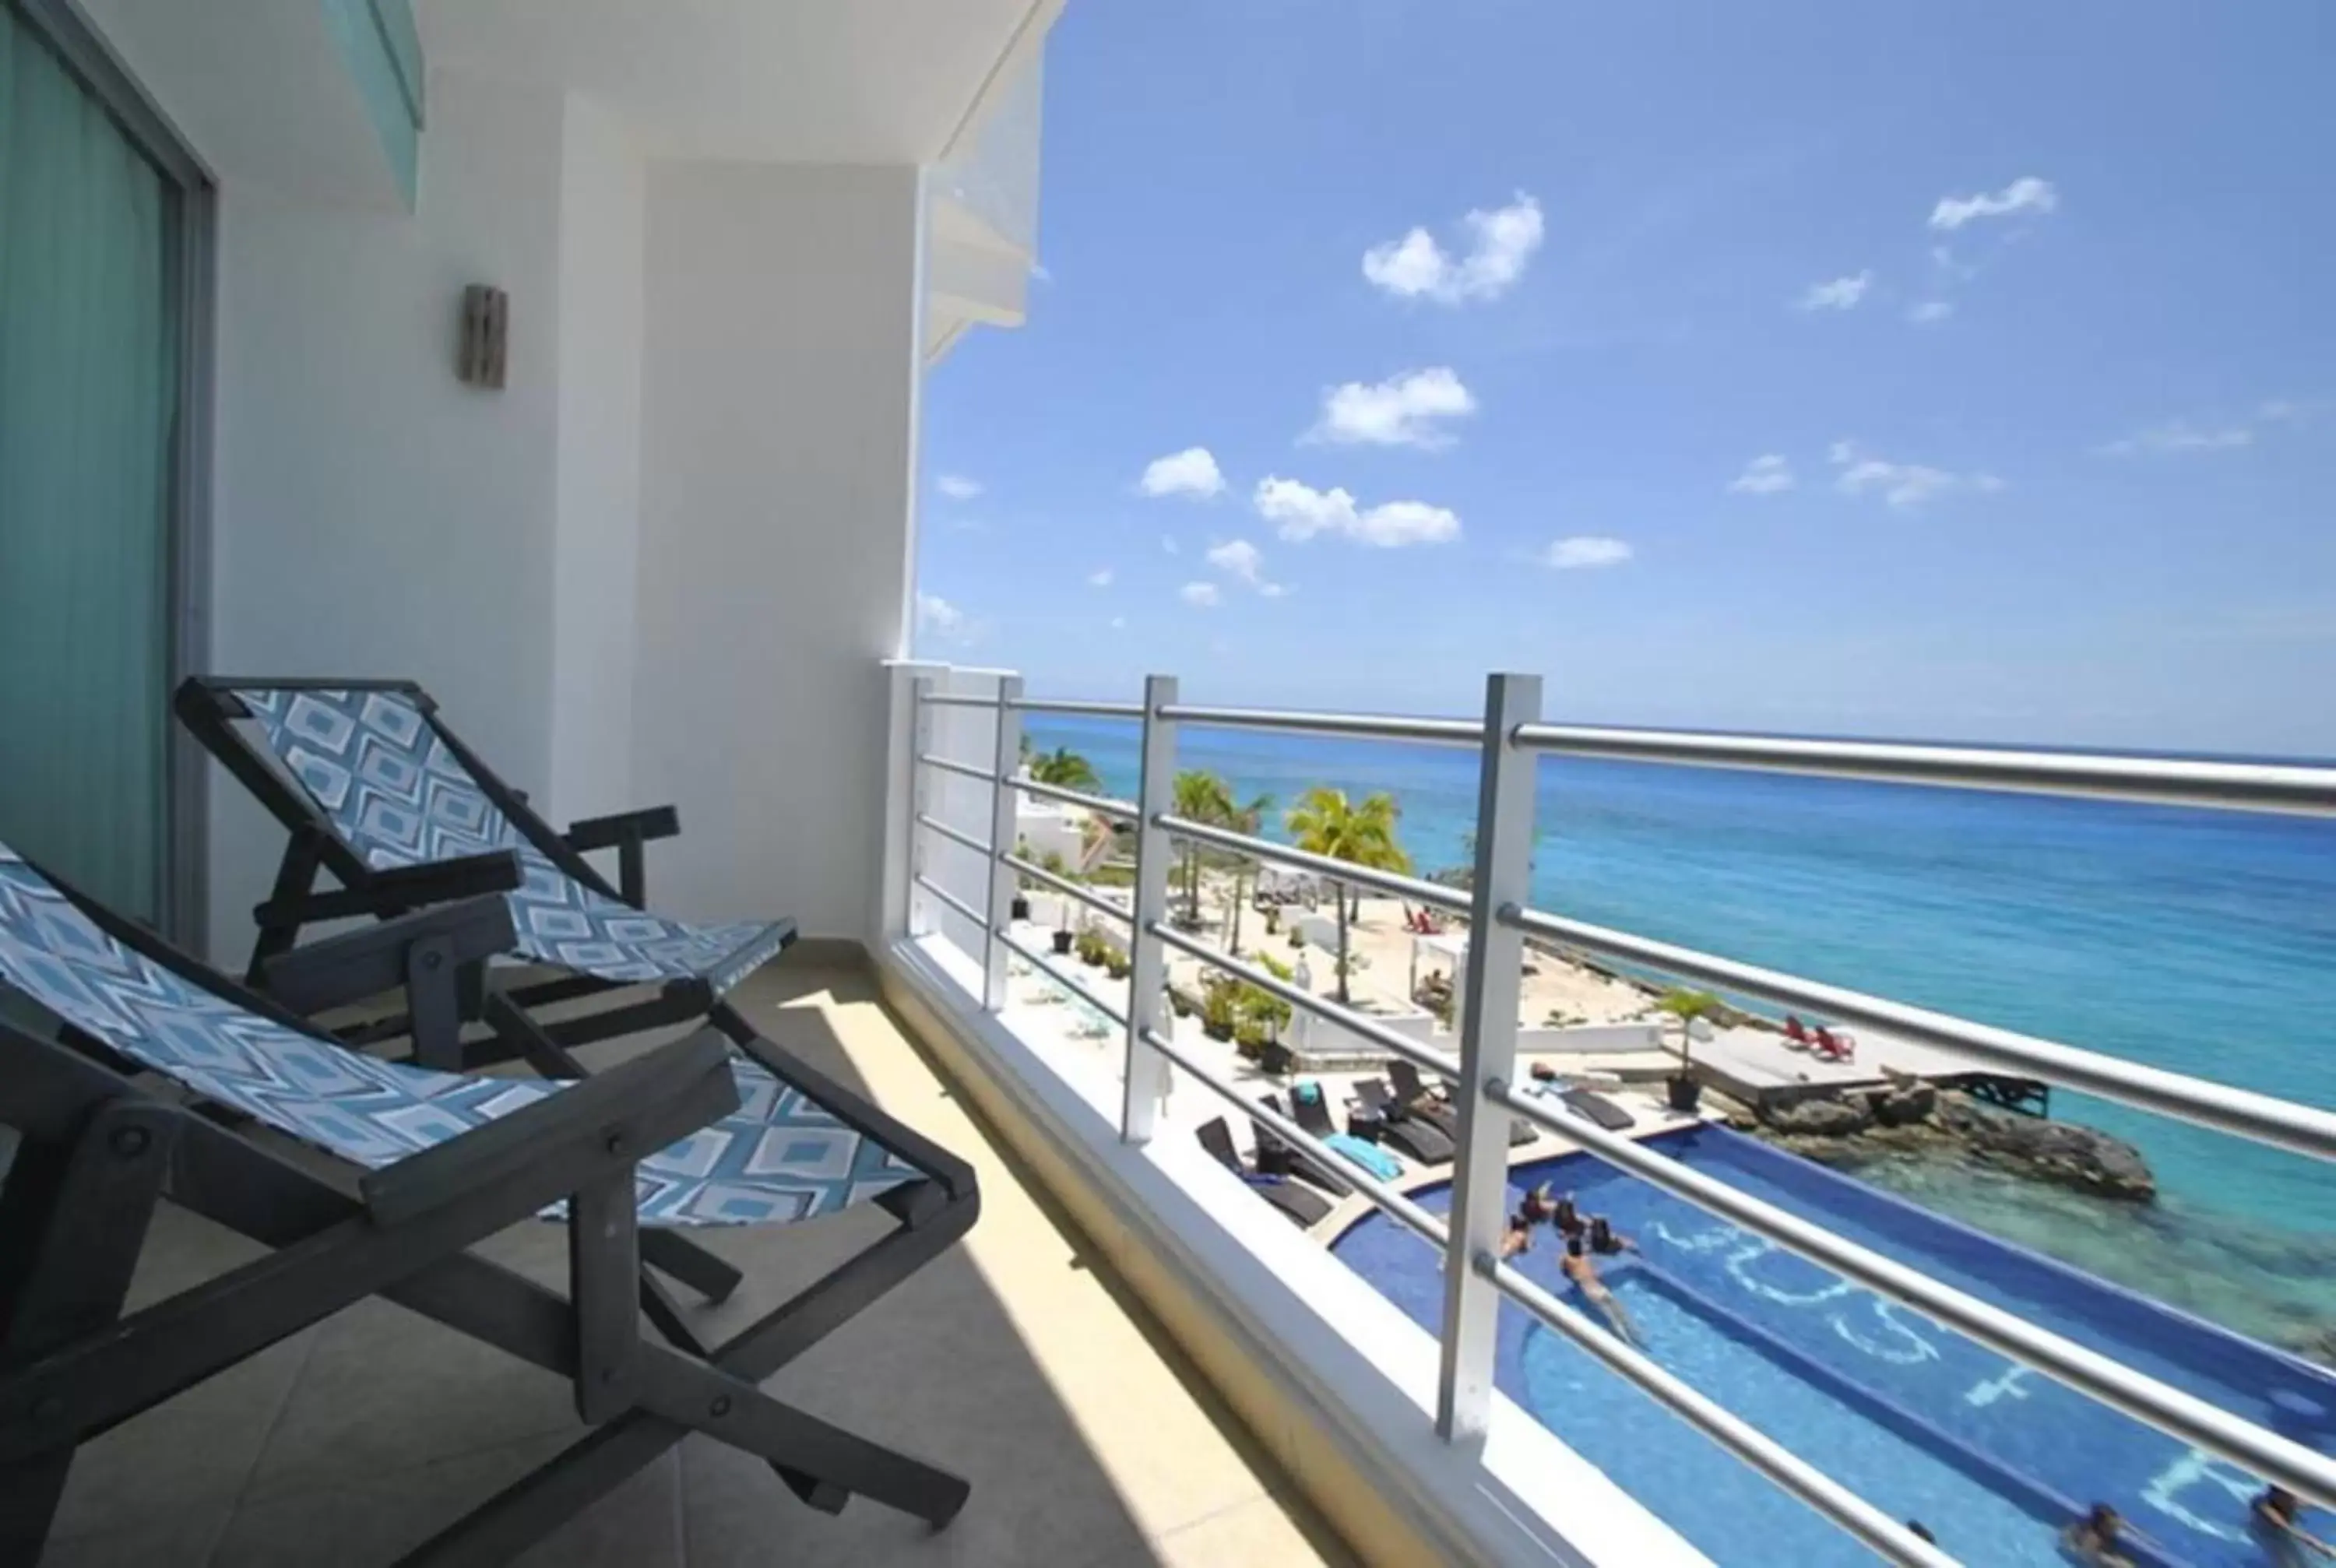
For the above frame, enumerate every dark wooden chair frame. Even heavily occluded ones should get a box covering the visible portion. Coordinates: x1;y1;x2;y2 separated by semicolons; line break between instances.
0;877;980;1565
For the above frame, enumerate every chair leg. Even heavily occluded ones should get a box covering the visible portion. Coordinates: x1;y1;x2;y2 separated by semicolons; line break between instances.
639;1231;743;1305
0;1101;179;1559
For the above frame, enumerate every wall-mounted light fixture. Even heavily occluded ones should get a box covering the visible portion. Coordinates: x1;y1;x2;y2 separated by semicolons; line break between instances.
457;285;508;389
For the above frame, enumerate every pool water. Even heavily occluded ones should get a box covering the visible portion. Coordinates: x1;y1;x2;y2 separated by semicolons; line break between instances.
1329;1126;2336;1566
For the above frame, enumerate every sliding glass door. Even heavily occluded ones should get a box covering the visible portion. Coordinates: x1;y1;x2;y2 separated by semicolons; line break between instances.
0;2;196;928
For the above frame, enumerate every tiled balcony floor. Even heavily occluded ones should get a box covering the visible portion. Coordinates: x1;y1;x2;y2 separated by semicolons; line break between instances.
36;964;1355;1568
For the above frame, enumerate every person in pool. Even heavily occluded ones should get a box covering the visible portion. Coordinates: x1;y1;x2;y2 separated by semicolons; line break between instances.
2062;1502;2135;1567
1563;1236;1641;1347
2254;1486;2334;1563
1551;1190;1585;1239
1517;1181;1558;1228
1499;1217;1534;1260
1588;1215;1636;1255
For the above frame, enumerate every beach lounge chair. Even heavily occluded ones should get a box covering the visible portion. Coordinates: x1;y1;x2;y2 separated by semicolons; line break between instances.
1256;1095;1356;1198
0;841;980;1563
1563;1088;1638;1131
174;678;800;1081
1388;1058;1539;1147
1814;1027;1856;1063
1351;1080;1455;1165
1783;1014;1812;1051
1195;1118;1332;1227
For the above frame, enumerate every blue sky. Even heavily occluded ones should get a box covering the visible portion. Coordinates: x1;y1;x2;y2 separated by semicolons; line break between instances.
915;1;2336;753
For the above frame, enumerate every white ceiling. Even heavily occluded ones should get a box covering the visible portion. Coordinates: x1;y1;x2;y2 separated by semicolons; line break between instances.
416;0;1054;163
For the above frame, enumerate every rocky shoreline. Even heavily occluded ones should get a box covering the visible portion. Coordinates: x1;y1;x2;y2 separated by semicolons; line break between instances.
1724;1071;2159;1204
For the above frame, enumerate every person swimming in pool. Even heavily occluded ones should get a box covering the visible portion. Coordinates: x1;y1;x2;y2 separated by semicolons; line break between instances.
1551;1190;1584;1239
1563;1236;1641;1347
1588;1215;1636;1255
1518;1180;1558;1228
2254;1486;2334;1563
1499;1217;1533;1260
2062;1502;2136;1568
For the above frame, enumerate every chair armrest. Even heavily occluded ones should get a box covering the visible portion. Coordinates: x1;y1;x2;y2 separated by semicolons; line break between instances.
361;1028;737;1225
563;806;680;907
254;849;523;926
259;895;517;1017
564;804;681;853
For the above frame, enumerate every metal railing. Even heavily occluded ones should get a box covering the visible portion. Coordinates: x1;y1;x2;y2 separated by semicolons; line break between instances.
902;669;2336;1565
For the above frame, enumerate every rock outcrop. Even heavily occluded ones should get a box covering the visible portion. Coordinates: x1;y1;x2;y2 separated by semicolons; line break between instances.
1937;1094;2157;1203
1760;1096;1873;1137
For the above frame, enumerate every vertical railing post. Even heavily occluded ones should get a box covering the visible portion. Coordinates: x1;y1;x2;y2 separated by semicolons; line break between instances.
983;675;1025;1010
906;674;937;940
1123;674;1178;1142
1437;672;1542;1445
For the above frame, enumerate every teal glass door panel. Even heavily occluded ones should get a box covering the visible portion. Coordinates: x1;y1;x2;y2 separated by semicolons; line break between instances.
0;6;179;923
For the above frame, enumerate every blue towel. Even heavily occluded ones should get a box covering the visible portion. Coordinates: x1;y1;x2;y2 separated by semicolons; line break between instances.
1325;1134;1402;1181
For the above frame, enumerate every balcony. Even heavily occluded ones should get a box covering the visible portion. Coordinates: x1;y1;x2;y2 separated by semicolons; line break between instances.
36;957;1353;1568
871;661;2336;1568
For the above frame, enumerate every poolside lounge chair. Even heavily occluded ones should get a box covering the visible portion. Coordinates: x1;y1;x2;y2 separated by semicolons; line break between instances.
0;841;980;1563
1195;1118;1332;1228
1388;1058;1538;1147
1814;1027;1856;1063
1258;1094;1356;1197
1783;1014;1812;1050
1351;1080;1456;1165
174;678;798;1082
1563;1087;1638;1131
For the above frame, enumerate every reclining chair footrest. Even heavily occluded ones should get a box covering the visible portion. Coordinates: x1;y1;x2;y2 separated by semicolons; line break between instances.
774;1464;852;1514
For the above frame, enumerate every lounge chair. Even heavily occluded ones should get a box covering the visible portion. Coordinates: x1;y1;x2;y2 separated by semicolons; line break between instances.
0;840;980;1563
1258;1093;1356;1197
1563;1087;1638;1131
1351;1080;1455;1165
1195;1118;1332;1227
174;679;798;1083
1814;1027;1856;1063
1388;1058;1538;1147
1783;1014;1813;1050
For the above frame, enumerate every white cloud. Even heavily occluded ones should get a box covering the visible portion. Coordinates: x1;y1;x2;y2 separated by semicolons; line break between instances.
915;592;965;637
1203;537;1286;596
1179;581;1221;608
2096;420;2256;458
1138;447;1226;499
1796;271;1873;311
1907;300;1954;325
1309;367;1476;448
1253;476;1460;547
1110;616;1127;631
1929;176;2059;231
1088;567;1115;588
1362;193;1544;305
1542;536;1633;571
934;473;982;501
1829;441;2002;508
1727;454;1795;495
1160;535;1179;554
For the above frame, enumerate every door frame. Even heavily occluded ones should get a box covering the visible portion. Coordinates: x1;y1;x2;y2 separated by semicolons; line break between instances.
9;0;215;947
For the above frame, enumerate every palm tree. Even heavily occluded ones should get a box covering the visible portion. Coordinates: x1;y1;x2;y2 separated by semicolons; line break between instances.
1026;746;1100;792
1171;769;1233;926
1223;792;1274;955
1655;987;1724;1070
1284;787;1409;1004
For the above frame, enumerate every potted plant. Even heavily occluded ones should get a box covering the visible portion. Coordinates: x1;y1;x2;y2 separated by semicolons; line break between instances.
1010;838;1033;924
1169;988;1195;1020
1076;929;1108;969
1104;947;1132;982
1233;1019;1268;1060
1200;980;1238;1042
1657;987;1722;1113
1046;850;1077;954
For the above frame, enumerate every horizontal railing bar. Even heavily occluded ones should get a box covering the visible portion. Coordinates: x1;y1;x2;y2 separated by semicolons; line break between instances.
1154;814;1472;916
914;814;992;859
1493;1082;2336;1510
1013;774;1142;821
1154;702;1484;748
997;928;1131;1029
1003;853;1130;925
1511;723;2336;817
916;753;997;786
1137;1025;1448;1247
1011;696;1145;719
1483;1260;1957;1568
1147;922;1462;1085
911;873;988;933
1500;903;2336;1165
917;691;1001;709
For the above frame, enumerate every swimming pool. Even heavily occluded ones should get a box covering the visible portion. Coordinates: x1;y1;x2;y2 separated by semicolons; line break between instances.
1328;1126;2336;1566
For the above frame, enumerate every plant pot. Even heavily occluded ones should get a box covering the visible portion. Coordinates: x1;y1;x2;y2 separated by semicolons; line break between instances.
1051;930;1075;955
1011;895;1032;923
1666;1074;1703;1113
1260;1042;1294;1075
1202;1021;1235;1042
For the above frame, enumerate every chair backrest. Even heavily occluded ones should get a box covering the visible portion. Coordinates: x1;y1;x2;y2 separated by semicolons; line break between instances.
1388;1058;1426;1102
0;841;547;1169
1194;1116;1241;1172
226;686;529;872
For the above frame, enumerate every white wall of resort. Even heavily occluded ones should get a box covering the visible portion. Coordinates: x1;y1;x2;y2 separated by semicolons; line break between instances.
631;163;927;939
547;92;647;828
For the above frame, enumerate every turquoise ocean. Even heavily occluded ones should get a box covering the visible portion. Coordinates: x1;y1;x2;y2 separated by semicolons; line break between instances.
1026;714;2336;1357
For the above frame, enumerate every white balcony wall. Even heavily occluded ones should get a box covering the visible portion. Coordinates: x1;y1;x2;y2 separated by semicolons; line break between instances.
630;163;927;938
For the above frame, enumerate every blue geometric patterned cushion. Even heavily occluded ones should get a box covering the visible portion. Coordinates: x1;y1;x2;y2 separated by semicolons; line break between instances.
230;687;786;994
0;845;916;1228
